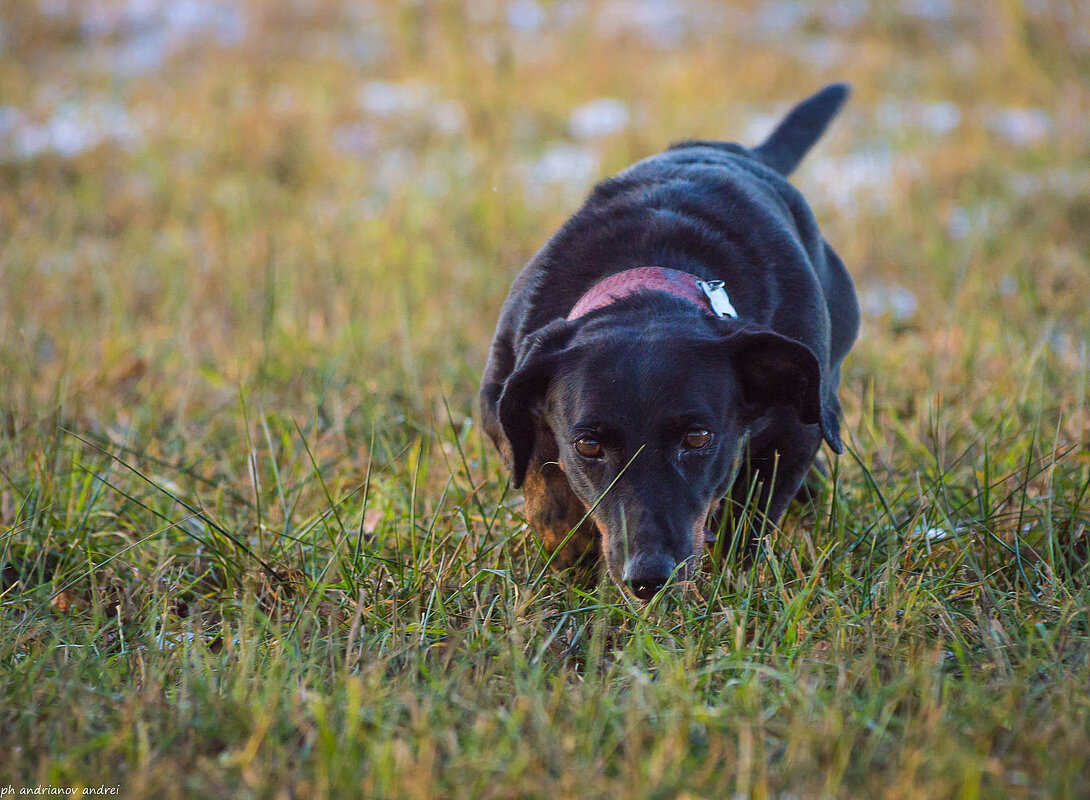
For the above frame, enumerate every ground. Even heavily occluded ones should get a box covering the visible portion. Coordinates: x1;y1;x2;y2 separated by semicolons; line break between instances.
1;1;1089;797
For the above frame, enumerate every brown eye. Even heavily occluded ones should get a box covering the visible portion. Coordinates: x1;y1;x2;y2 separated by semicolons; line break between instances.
574;437;604;458
682;428;712;451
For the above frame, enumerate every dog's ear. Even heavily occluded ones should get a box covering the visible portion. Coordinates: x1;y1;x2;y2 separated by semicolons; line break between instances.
497;319;577;487
728;330;844;454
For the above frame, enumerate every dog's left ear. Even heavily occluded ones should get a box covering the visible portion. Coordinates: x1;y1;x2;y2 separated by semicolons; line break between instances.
497;319;577;487
728;330;844;454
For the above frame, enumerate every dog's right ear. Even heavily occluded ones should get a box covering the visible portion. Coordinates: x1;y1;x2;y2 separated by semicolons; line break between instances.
497;319;577;488
725;328;844;454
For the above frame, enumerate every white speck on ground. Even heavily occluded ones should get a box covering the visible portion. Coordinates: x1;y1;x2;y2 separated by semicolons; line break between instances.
989;107;1053;146
569;98;630;140
859;284;919;322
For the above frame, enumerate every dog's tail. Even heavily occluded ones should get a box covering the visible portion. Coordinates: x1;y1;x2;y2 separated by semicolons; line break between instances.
752;83;850;176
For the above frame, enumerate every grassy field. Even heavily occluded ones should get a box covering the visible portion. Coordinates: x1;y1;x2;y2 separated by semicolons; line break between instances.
2;1;1089;797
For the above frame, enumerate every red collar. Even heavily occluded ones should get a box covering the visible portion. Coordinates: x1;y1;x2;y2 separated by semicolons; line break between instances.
566;266;738;321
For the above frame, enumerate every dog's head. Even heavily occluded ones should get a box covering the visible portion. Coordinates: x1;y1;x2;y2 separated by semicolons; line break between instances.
498;296;838;600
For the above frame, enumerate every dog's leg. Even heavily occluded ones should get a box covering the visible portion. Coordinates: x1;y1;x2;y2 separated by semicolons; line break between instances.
793;453;828;505
522;462;600;567
482;382;599;567
513;419;599;567
721;411;824;550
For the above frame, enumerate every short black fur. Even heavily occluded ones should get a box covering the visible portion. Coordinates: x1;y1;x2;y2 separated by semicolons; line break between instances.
480;84;860;600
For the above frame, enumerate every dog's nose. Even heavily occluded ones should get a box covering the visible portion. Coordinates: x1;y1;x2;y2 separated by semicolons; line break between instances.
628;577;666;601
623;554;676;601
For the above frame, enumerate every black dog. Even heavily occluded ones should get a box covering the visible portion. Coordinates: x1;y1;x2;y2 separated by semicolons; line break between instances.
480;84;859;600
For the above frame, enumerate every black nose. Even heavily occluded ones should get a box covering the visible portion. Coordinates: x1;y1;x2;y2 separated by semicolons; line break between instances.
627;578;666;601
623;553;676;601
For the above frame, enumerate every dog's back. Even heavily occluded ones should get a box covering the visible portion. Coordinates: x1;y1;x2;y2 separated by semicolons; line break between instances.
501;85;858;384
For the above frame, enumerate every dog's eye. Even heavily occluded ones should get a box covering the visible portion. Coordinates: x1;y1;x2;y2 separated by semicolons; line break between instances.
574;437;604;459
682;428;712;451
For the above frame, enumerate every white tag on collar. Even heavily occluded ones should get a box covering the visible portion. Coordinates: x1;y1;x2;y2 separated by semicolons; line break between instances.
696;280;738;319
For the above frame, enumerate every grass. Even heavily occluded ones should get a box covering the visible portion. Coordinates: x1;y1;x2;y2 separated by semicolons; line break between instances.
2;1;1089;797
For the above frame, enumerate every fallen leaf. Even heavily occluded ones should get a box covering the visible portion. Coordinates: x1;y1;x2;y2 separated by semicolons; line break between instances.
363;508;382;534
0;490;13;525
51;590;76;613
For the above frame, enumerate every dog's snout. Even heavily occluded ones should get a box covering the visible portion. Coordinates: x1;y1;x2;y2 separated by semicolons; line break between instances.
623;554;676;601
628;577;666;601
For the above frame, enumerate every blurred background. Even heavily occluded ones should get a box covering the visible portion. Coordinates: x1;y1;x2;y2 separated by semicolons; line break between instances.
0;0;1087;482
